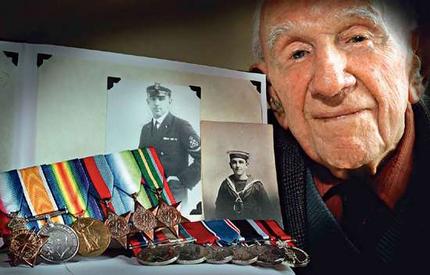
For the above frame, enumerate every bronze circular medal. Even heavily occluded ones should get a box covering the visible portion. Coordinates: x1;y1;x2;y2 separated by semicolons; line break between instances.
131;205;158;233
175;243;207;264
230;246;259;265
284;246;310;267
205;246;233;264
136;245;179;266
71;217;111;257
256;244;285;266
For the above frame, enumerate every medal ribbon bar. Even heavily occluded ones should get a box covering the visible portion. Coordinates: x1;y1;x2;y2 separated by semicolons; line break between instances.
17;166;64;229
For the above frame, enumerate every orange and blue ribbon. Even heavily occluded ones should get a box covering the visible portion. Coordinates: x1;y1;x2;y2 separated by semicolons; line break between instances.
17;166;64;229
0;170;37;234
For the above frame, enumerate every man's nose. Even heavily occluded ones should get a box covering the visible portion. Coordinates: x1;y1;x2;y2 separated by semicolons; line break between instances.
309;46;356;101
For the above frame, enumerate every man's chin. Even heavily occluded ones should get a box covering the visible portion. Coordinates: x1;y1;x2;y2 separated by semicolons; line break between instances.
319;152;380;179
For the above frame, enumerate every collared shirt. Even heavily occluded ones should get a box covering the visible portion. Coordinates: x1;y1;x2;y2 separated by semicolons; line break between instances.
153;112;169;129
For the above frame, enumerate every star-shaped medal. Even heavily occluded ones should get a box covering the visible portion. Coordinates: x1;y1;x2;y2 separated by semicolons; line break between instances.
104;210;131;249
155;197;189;237
130;201;158;241
8;230;49;267
7;213;27;235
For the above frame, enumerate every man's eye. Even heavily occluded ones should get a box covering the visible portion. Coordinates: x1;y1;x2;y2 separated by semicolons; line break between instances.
291;50;308;60
348;35;367;43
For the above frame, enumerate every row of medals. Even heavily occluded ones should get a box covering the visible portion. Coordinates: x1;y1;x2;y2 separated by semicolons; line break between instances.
137;241;309;267
6;195;309;268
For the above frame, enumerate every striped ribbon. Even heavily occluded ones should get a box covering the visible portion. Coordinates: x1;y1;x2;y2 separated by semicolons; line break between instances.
202;219;244;246
105;150;152;211
230;220;264;242
0;170;36;235
42;159;103;224
128;232;149;255
17;166;64;229
0;170;24;214
256;220;293;245
253;220;277;243
154;227;181;244
246;219;270;241
132;148;176;206
81;155;127;216
178;224;194;243
180;221;219;245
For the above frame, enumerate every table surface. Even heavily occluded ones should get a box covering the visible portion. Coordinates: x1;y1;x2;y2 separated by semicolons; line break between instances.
0;252;295;275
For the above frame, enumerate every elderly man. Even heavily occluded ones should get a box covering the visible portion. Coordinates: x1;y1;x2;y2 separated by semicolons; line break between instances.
252;0;427;274
139;83;201;205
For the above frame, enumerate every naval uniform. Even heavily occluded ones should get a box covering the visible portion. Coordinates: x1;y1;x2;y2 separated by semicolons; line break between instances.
139;112;200;204
215;175;272;219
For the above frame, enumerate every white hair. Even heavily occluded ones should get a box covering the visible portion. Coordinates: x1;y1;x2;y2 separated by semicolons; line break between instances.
252;0;418;62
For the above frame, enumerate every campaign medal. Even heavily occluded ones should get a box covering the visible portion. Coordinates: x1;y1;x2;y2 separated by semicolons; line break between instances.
155;191;188;237
7;213;27;236
8;230;49;267
104;210;131;249
256;244;286;266
136;245;179;266
71;217;111;257
131;200;158;241
175;243;207;264
284;246;310;267
205;246;233;264
230;245;259;265
38;219;79;263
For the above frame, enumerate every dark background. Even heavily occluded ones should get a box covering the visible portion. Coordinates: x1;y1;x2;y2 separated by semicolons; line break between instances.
0;0;429;78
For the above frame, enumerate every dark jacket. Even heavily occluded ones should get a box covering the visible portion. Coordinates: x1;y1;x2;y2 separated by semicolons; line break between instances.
273;97;430;275
139;112;200;203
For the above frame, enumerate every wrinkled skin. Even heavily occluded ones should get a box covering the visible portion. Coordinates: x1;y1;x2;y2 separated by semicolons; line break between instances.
254;0;418;178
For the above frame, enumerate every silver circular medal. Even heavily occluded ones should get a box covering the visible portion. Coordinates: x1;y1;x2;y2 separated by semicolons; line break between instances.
284;246;310;267
175;243;207;265
137;246;179;266
205;246;233;264
38;222;79;263
230;246;259;265
256;244;285;266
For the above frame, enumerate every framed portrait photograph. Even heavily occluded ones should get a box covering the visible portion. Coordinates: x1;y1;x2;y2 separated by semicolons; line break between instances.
201;121;283;225
106;80;201;219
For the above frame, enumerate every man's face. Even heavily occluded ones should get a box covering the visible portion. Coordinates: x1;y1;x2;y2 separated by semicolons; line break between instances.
147;94;171;119
257;0;413;177
230;158;249;176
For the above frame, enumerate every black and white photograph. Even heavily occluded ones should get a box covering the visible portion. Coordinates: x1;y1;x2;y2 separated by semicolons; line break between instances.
106;79;201;218
201;121;282;225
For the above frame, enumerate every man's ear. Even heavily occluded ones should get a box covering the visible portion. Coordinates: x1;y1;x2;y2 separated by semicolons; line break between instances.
249;62;267;75
250;62;289;130
408;53;424;104
408;31;425;104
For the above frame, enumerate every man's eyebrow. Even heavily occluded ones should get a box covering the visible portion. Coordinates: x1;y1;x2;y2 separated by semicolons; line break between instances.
265;6;386;51
266;22;294;52
335;6;384;28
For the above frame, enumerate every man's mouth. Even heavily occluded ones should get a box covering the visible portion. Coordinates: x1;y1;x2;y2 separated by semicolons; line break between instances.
312;108;369;121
